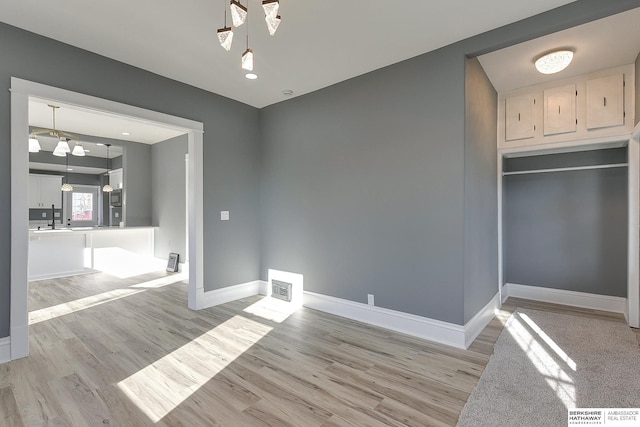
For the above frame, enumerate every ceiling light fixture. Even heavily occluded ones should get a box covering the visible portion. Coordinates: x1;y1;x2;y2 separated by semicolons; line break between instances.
31;104;77;154
121;131;131;136
103;144;114;193
245;73;258;80
28;134;41;153
534;49;574;74
61;153;73;192
217;2;234;51
217;0;282;74
230;0;247;27
71;142;86;157
53;138;71;157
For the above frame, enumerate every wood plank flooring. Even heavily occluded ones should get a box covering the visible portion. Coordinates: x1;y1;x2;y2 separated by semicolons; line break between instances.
1;273;638;426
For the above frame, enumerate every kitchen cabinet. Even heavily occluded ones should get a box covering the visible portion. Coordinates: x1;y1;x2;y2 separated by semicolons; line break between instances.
543;84;576;136
586;73;624;130
109;168;123;189
29;174;62;208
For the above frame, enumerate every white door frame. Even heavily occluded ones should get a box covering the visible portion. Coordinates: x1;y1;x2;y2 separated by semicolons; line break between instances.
10;78;205;360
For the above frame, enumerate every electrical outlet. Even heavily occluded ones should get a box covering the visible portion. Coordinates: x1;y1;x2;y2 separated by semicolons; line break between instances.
367;294;374;305
54;212;60;218
221;211;230;221
41;212;47;218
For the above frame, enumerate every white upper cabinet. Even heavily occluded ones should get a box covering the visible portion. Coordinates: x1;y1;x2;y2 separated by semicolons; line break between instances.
498;64;634;151
29;174;62;209
586;73;624;130
544;84;577;136
505;93;536;141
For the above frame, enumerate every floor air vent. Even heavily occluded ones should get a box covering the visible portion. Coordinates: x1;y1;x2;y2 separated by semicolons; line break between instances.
271;279;292;302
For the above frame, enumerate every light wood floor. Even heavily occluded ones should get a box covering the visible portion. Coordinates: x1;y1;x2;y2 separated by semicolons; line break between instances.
1;272;638;426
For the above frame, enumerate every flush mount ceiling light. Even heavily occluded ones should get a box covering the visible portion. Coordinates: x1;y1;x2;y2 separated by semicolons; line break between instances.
230;0;247;27
534;49;574;74
28;134;41;153
102;143;114;193
30;104;78;155
245;73;258;79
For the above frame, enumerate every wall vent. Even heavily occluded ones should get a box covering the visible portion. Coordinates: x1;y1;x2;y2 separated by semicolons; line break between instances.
271;279;292;302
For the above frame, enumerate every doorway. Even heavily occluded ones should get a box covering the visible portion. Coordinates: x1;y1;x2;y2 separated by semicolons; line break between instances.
10;78;205;360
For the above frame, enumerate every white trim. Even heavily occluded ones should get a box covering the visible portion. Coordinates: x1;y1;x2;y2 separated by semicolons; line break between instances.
199;281;262;309
500;136;628;158
464;293;501;348
259;280;269;296
497;151;504;303
10;78;204;361
502;163;627;176
503;283;627;314
303;291;467;349
629;133;640;327
0;337;10;364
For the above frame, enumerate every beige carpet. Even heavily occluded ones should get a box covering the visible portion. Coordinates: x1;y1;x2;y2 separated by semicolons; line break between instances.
457;309;640;427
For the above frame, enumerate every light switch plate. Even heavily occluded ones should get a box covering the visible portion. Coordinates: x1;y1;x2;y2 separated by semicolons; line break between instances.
115;212;119;218
221;211;230;221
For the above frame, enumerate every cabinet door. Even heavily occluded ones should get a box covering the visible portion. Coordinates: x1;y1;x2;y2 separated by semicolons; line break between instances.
505;94;536;141
544;84;576;136
28;175;41;208
586;73;624;130
39;176;62;209
109;169;123;189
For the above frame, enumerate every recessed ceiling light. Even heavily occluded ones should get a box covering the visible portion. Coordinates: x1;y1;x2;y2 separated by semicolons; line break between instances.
282;89;294;96
96;143;105;146
122;132;131;136
245;73;258;80
66;168;73;171
534;49;574;74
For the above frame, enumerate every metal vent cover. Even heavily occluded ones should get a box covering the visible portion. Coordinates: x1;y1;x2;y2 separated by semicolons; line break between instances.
271;279;292;302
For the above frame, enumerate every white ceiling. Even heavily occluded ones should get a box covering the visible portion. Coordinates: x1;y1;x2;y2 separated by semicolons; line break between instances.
0;0;578;108
478;8;640;92
29;98;186;145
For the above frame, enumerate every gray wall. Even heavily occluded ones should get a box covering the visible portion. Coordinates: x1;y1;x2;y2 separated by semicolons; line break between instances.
0;22;261;338
504;149;628;297
152;135;188;260
121;140;152;226
259;0;639;326
463;58;498;323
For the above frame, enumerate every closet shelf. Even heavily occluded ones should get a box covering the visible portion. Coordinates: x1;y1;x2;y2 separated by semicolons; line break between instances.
503;163;628;176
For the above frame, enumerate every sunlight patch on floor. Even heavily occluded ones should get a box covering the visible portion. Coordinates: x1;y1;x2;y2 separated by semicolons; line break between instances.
29;274;186;325
92;247;168;278
242;296;301;323
507;313;576;409
117;315;273;423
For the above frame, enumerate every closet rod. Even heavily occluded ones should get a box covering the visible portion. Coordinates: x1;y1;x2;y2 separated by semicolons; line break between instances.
503;163;628;176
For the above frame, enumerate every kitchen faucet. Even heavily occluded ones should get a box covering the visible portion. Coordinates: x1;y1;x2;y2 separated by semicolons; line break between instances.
48;204;56;230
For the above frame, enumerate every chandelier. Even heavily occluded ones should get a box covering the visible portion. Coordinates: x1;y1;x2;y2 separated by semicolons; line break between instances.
29;105;86;157
217;0;281;75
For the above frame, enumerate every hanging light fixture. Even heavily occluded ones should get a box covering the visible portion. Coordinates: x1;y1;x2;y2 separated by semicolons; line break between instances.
534;49;574;74
53;137;71;157
217;0;234;51
265;14;281;36
230;0;247;27
262;0;279;17
28;134;41;153
61;153;73;192
103;144;113;193
241;5;254;71
71;142;86;157
31;104;76;155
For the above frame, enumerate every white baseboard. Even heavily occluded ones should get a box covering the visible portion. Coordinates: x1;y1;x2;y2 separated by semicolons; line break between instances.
464;293;501;348
199;280;262;309
303;291;470;349
503;283;627;314
0;337;11;364
259;280;269;296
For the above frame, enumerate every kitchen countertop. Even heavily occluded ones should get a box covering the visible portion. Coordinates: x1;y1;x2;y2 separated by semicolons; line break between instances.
29;226;155;234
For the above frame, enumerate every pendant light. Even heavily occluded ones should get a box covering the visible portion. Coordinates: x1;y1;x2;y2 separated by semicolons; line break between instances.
53;137;71;157
262;0;280;35
28;134;41;153
230;0;247;27
102;144;113;193
61;153;73;192
217;0;234;51
71;142;86;156
241;7;254;71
